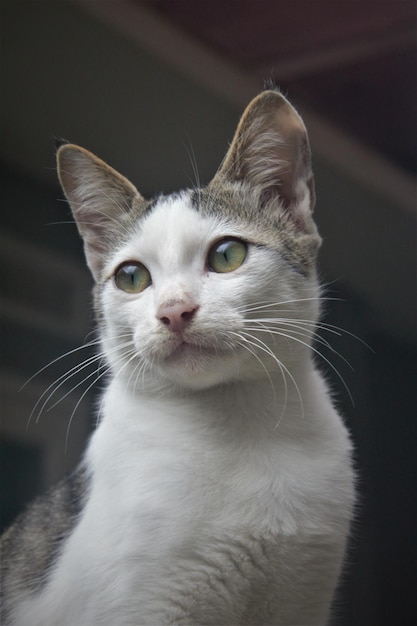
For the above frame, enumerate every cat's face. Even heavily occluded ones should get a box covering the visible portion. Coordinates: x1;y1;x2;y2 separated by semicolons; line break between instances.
57;89;321;390
98;193;319;389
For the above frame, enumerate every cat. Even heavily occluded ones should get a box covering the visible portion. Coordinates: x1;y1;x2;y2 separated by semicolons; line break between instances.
1;88;355;626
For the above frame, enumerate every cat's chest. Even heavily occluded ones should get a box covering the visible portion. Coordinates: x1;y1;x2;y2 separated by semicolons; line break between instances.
20;382;352;626
85;384;314;543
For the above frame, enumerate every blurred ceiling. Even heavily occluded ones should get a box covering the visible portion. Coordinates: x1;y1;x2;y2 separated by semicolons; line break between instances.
1;0;416;341
142;0;416;175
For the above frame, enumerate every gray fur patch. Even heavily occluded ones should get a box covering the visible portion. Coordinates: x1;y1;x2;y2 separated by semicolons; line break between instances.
0;463;90;623
193;182;321;276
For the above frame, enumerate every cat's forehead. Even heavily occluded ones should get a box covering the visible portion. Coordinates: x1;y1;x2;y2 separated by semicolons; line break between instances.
115;192;235;267
143;192;223;239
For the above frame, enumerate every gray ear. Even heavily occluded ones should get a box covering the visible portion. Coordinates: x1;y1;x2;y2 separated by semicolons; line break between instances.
213;90;315;226
57;144;144;281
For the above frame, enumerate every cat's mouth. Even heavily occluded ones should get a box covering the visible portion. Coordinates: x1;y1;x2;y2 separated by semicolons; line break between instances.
154;339;230;386
150;333;239;386
160;338;230;373
166;340;219;362
152;334;242;387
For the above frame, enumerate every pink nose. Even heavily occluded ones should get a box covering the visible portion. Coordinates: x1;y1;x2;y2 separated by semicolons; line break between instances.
157;299;199;333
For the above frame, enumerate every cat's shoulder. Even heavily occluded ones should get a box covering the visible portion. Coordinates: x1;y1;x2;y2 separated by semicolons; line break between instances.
0;464;89;620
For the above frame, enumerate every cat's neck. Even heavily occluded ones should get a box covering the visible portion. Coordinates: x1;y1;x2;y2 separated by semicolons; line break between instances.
100;356;319;443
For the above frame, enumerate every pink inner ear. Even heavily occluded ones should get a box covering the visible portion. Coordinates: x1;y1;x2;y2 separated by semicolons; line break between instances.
211;91;314;215
57;144;145;283
293;213;307;232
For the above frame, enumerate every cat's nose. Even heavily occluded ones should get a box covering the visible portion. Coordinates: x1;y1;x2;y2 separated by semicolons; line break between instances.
157;299;199;333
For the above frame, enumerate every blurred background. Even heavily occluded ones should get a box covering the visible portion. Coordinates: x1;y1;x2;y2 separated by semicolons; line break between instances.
1;1;416;624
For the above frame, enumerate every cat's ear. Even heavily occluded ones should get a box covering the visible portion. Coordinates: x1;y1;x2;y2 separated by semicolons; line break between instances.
57;144;143;281
213;89;315;223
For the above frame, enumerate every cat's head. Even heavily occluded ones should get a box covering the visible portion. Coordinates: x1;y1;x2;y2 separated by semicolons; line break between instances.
57;90;321;391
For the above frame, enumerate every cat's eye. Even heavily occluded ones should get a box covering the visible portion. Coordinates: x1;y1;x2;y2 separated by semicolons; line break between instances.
114;262;152;293
207;239;248;273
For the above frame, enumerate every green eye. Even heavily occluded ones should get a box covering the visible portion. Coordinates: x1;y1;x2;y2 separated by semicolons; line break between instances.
208;239;248;273
114;262;151;293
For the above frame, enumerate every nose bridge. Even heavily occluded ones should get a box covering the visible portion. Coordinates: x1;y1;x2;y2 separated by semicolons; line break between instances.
157;279;192;310
155;272;200;310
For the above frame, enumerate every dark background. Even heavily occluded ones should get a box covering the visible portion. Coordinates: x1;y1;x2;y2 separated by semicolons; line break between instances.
1;2;416;625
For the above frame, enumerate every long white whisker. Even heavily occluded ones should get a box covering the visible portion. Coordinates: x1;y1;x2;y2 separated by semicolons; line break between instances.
254;316;359;342
20;338;102;391
28;338;135;427
230;331;278;407
183;136;201;193
252;319;334;352
44;362;107;416
237;296;343;315
249;319;353;370
124;349;147;394
48;342;136;414
64;346;139;450
28;352;103;429
64;365;110;453
279;322;355;370
245;325;354;406
236;330;304;424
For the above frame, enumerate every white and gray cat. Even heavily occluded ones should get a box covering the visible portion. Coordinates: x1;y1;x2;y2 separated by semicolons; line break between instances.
1;89;355;626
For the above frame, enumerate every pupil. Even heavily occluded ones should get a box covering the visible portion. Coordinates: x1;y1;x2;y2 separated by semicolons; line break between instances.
220;243;231;260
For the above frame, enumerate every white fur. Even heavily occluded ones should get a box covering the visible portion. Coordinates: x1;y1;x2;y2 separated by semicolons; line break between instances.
12;197;354;625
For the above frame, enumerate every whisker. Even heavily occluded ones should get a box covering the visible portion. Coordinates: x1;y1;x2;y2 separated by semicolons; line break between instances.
64;364;110;452
183;136;201;193
28;352;104;429
237;296;342;315
20;338;102;391
237;330;305;424
64;346;139;450
27;337;135;428
250;315;371;365
45;361;107;416
245;325;354;406
257;315;368;346
249;319;353;370
251;319;334;353
46;341;136;413
230;331;279;408
124;349;147;394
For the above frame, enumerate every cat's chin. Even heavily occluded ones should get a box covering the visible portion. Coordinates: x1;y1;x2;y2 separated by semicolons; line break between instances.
157;341;239;389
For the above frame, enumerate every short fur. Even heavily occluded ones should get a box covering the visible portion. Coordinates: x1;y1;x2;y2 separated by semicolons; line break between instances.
1;90;354;625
